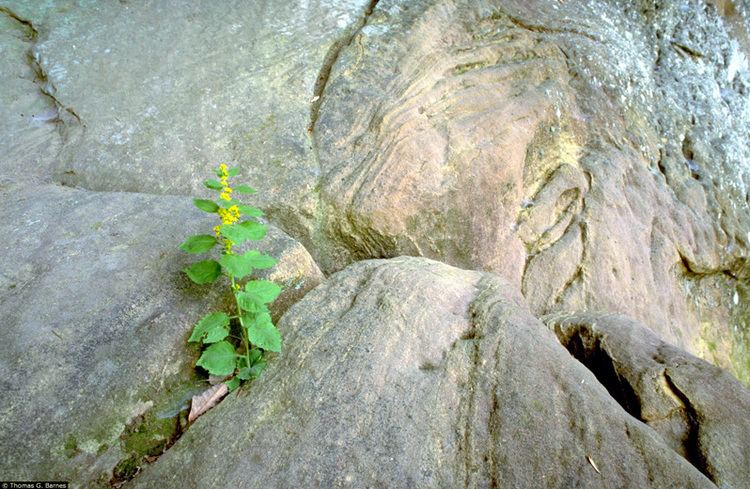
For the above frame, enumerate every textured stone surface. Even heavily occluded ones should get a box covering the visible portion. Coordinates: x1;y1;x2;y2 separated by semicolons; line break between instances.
311;0;750;380
133;257;726;488
0;0;372;246
0;0;749;486
2;0;747;377
546;312;750;489
0;184;322;484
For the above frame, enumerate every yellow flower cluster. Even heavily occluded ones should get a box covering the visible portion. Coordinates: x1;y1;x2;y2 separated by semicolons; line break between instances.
218;163;233;201
218;205;240;225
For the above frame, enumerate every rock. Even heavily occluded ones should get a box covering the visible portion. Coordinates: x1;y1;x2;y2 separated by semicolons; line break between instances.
133;257;726;488
311;0;750;380
0;0;374;249
546;312;750;489
0;184;323;485
0;6;64;184
3;0;748;378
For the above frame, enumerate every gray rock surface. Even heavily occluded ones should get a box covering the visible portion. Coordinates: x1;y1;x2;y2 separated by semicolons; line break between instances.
2;0;747;377
0;0;749;487
547;312;750;489
132;257;724;488
0;184;323;484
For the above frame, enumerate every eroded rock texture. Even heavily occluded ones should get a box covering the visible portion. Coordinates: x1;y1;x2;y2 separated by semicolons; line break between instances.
547;312;750;489
314;0;750;381
133;257;722;488
0;0;749;486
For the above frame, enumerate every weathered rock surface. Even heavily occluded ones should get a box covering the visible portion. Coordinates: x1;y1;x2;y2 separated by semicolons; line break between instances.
546;312;750;489
0;0;749;486
313;0;750;381
0;184;322;484
0;0;375;247
132;257;738;488
2;0;748;377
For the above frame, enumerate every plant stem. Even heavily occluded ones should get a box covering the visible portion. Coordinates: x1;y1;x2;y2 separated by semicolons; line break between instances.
231;274;252;368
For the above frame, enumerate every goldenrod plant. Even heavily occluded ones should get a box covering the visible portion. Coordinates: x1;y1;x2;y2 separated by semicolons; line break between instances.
180;164;281;391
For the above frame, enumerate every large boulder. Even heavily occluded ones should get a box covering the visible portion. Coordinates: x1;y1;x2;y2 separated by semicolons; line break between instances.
0;184;323;485
132;257;741;488
313;0;750;379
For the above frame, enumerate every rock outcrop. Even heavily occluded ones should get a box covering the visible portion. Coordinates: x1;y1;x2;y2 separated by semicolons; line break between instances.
0;0;749;486
0;184;323;483
133;257;737;488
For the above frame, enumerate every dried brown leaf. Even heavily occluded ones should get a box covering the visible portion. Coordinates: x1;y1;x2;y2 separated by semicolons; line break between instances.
188;383;228;423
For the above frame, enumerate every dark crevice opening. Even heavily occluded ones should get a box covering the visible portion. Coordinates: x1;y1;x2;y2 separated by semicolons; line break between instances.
562;332;643;420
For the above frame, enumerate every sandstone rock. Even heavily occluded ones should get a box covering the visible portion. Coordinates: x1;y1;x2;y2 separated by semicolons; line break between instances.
0;6;64;184
133;257;726;488
0;0;373;247
546;312;750;489
0;184;322;485
311;0;750;380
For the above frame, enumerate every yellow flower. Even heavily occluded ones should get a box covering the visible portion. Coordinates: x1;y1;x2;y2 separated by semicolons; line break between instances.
213;225;221;236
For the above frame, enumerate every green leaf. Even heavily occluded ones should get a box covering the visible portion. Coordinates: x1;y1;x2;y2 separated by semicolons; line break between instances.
219;250;276;279
225;376;241;392
244;280;282;303
238;361;266;380
179;234;217;253
235;204;264;217
238;220;267;239
234;184;257;194
204;179;223;190
196;341;237;376
227;167;240;177
244;250;277;269
188;312;230;344
220;221;267;244
219;253;254;280
184;260;222;284
193;199;219;213
237;292;264;313
247;316;282;352
247;348;263;365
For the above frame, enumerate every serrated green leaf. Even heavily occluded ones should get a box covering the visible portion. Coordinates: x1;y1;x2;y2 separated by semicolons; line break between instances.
234;184;256;194
188;312;230;344
193;199;219;213
244;280;282;303
180;234;217;253
244;250;277;269
238;361;266;380
220;221;267;244
237;292;264;312
219;253;254;280
196;341;237;376
235;204;264;217
238;220;267;239
204;179;223;190
247;318;281;352
225;376;241;392
184;260;222;284
227;167;240;177
219;250;276;279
